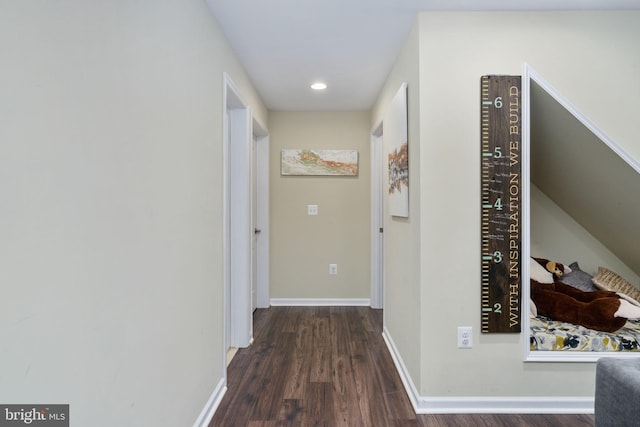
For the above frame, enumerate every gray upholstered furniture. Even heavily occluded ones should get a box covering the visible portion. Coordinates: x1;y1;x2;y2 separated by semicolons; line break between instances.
595;357;640;427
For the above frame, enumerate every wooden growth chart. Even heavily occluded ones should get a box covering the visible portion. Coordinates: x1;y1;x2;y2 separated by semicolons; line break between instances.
480;75;522;334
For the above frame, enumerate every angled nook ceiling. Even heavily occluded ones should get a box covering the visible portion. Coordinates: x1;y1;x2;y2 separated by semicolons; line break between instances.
530;80;640;276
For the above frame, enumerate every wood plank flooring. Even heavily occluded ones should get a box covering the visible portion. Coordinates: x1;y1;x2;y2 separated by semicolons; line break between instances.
210;307;594;427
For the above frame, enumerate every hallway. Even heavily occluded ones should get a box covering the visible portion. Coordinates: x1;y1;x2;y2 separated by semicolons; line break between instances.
209;306;594;426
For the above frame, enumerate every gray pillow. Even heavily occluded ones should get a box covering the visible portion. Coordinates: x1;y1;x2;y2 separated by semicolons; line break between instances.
560;261;598;292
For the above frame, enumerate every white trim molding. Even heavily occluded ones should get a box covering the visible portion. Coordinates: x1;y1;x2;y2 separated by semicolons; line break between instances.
269;298;371;307
370;121;384;309
526;349;640;363
253;117;270;309
192;379;226;427
381;327;421;412
223;72;253;350
382;326;593;415
522;64;640;363
417;396;594;414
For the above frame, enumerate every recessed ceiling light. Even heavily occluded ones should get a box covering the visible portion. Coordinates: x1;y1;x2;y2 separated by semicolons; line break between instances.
310;82;327;91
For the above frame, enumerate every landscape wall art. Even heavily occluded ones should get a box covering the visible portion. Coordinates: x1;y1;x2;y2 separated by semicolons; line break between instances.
281;149;358;176
387;83;409;217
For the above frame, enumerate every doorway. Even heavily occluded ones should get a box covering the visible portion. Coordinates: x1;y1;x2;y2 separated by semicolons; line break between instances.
223;74;253;369
252;118;270;310
371;122;385;309
223;73;270;371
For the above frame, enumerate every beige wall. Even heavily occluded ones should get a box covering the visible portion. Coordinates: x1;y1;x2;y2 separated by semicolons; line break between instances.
415;11;640;397
269;111;371;300
0;1;266;425
370;20;423;388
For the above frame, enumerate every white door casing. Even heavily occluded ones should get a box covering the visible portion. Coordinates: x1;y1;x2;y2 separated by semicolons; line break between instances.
371;122;384;309
253;118;270;309
223;73;252;358
252;134;258;312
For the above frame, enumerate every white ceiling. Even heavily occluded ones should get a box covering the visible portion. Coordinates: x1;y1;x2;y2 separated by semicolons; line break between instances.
206;0;640;111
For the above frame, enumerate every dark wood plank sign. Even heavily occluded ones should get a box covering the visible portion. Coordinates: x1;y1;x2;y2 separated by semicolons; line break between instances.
480;75;522;333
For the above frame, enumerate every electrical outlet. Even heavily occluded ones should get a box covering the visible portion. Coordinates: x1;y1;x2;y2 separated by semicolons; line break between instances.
308;204;318;215
457;326;472;349
329;264;338;275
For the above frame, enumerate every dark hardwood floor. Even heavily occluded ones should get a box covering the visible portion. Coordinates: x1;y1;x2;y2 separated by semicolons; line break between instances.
210;306;594;426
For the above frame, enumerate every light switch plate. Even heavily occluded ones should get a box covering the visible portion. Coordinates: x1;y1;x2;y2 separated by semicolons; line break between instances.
308;204;318;215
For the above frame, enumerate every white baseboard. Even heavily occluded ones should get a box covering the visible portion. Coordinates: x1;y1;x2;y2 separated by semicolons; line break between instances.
417;396;594;414
381;326;422;412
269;298;371;306
381;327;594;415
192;378;226;427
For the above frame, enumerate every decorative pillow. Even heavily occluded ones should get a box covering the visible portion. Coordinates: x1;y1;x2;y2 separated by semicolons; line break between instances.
592;267;640;306
530;257;554;283
530;299;538;318
560;262;598;292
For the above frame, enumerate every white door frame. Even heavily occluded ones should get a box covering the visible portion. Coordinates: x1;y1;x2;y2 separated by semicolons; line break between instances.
371;121;384;309
223;73;253;359
253;117;270;309
252;133;258;312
